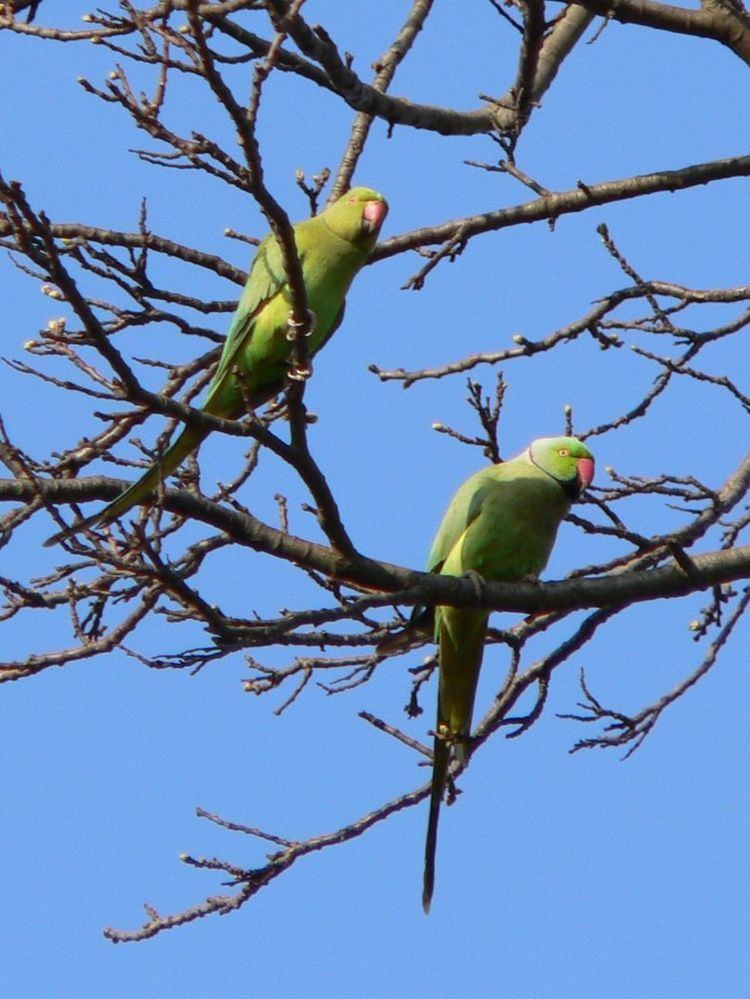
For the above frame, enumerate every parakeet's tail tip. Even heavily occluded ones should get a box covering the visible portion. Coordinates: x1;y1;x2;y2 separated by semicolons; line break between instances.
44;527;70;548
422;895;432;915
44;512;100;547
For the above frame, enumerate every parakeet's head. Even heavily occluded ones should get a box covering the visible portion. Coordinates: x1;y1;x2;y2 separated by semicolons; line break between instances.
323;186;388;246
527;436;595;498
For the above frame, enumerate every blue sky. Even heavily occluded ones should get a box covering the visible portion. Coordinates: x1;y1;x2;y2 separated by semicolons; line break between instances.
2;3;750;997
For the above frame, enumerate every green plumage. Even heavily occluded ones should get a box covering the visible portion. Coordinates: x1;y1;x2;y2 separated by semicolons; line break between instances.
46;187;388;546
422;435;595;912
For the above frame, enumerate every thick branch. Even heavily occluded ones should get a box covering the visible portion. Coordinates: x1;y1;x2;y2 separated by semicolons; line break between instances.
7;472;750;614
568;0;750;65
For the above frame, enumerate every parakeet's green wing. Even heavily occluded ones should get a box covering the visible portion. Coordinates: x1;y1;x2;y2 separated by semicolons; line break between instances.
426;469;500;573
377;471;497;654
202;232;288;414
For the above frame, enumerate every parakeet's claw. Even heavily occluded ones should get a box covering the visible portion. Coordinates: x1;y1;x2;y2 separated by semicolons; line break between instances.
462;568;486;601
286;308;317;340
285;309;316;381
435;722;451;745
286;361;313;382
434;724;471;763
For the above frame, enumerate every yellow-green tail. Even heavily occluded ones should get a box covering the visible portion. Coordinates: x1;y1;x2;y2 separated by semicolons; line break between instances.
44;424;207;546
422;610;487;912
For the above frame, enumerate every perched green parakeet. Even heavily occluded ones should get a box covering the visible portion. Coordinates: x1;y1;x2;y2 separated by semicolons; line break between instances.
421;435;595;913
45;186;388;546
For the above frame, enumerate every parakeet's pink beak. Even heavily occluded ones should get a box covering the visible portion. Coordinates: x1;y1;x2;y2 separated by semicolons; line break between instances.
577;457;595;490
363;199;388;232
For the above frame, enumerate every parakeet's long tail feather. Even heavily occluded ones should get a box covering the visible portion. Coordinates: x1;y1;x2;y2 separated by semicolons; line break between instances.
422;731;450;914
422;610;486;912
44;423;207;547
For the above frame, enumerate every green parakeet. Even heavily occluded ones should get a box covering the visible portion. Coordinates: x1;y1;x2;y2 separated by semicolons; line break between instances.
421;435;595;912
45;186;388;546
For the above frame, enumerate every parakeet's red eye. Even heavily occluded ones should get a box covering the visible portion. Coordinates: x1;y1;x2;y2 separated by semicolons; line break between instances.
558;448;569;457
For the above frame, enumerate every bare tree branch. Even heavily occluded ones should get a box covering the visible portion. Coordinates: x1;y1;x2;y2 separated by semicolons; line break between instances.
567;0;750;65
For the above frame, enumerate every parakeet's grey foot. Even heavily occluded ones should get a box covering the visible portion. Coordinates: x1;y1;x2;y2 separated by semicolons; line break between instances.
285;309;317;340
462;568;486;600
